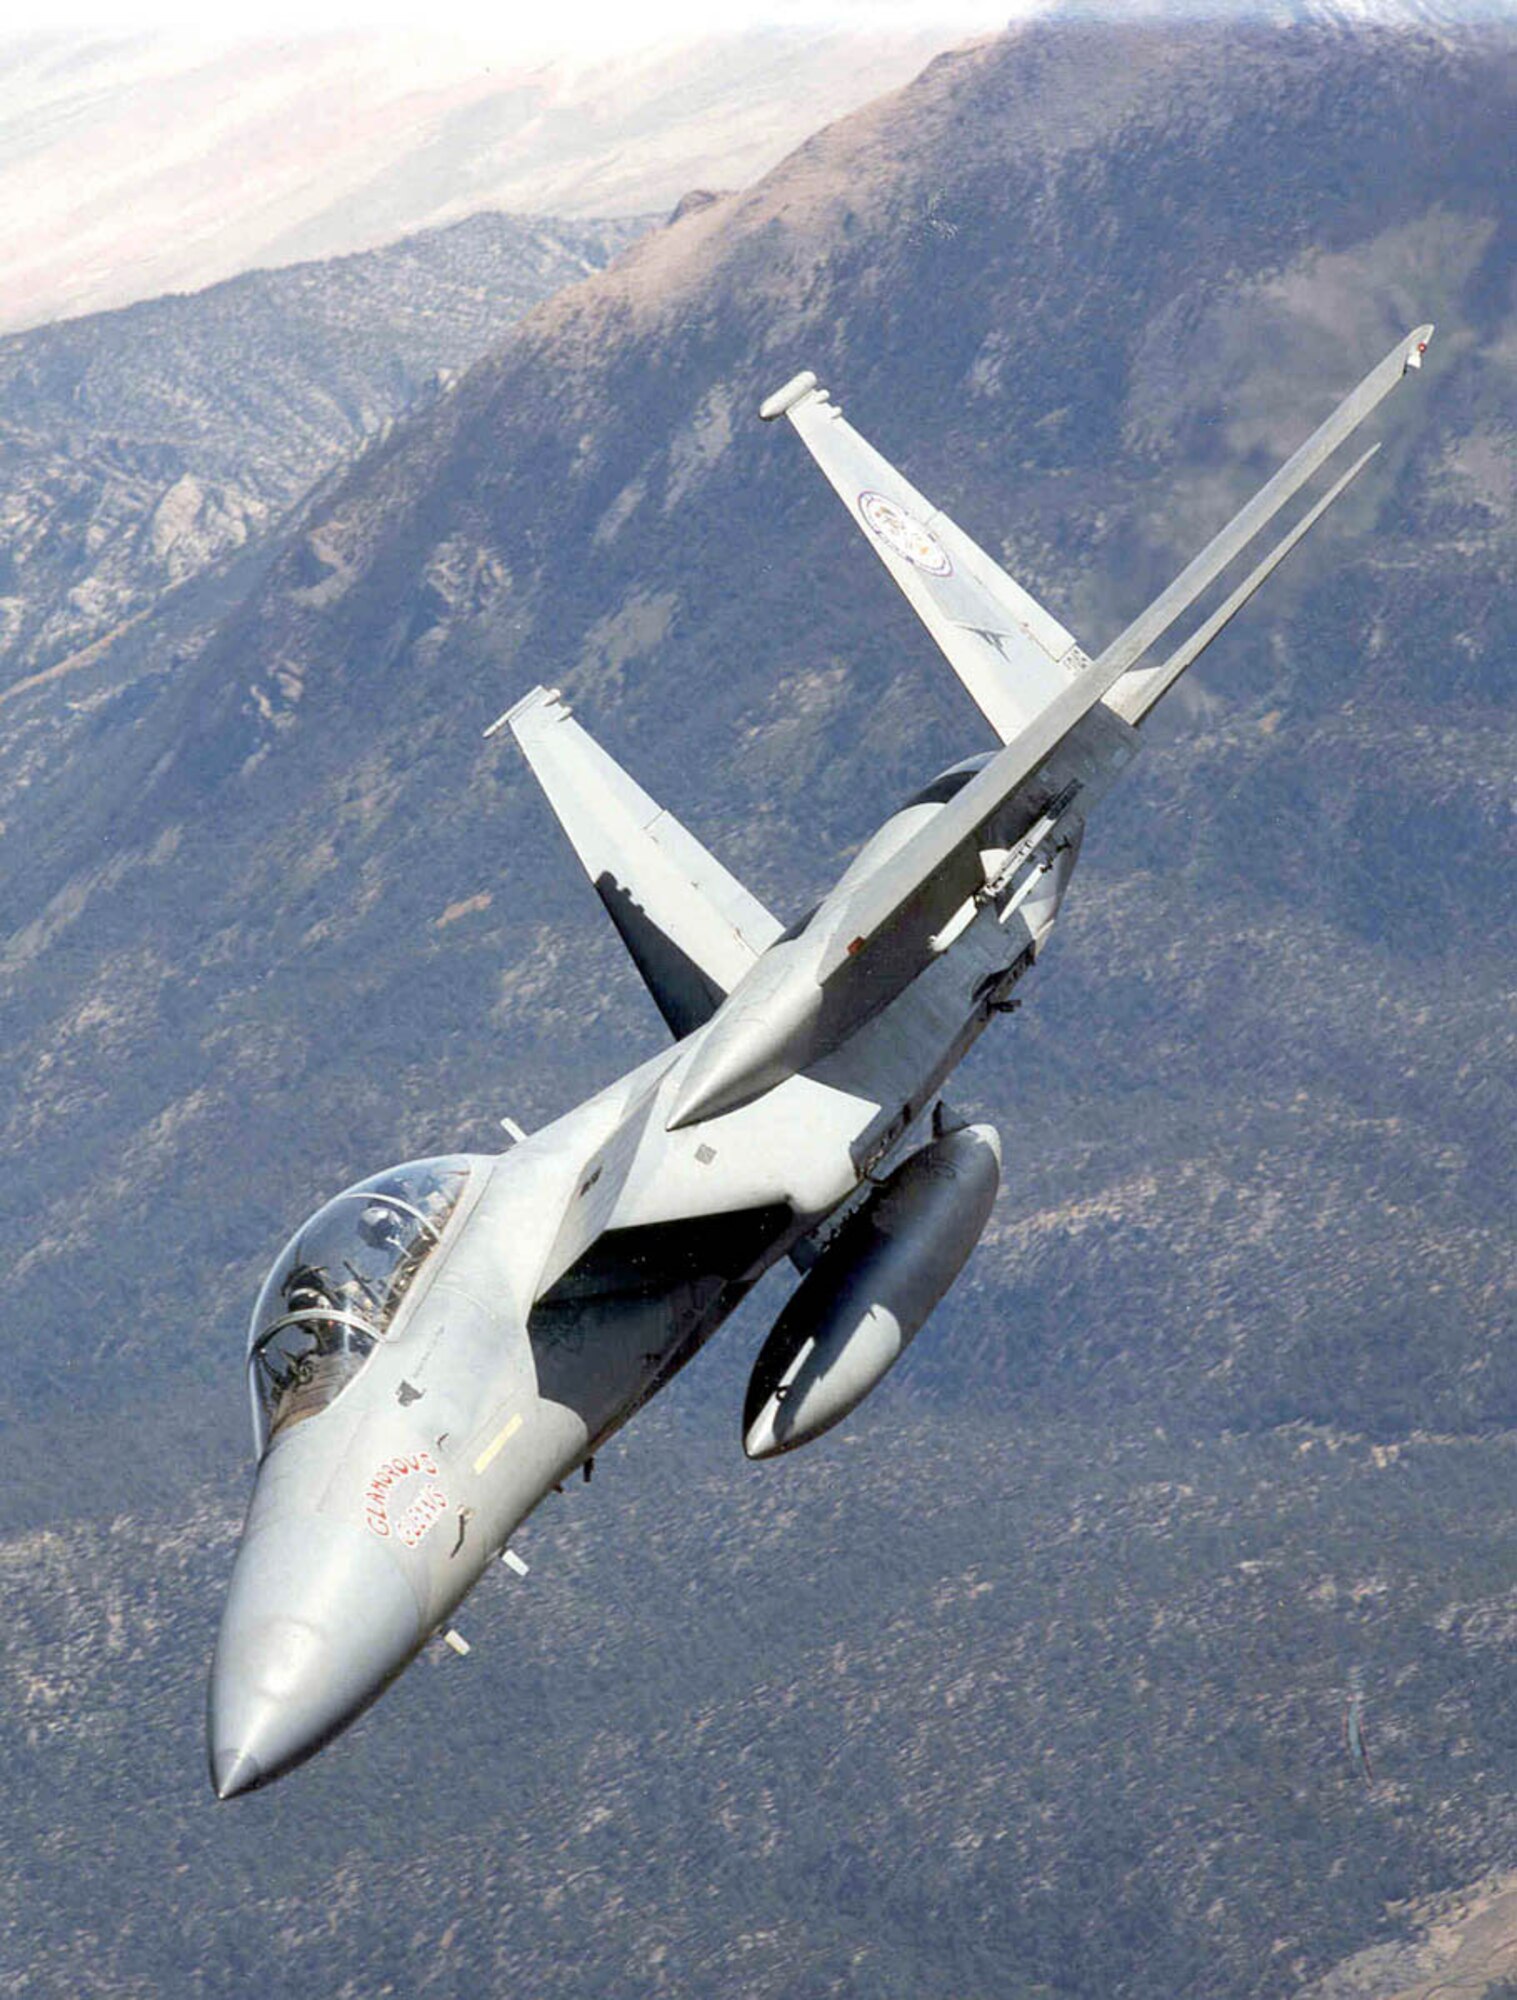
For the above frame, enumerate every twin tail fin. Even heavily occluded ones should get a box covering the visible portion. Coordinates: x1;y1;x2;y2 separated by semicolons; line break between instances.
494;688;782;1040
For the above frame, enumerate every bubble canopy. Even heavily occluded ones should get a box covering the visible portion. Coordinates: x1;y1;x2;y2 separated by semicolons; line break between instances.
247;1157;473;1454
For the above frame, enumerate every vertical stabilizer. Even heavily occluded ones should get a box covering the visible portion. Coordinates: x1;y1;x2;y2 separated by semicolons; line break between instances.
762;371;1089;742
494;688;784;1039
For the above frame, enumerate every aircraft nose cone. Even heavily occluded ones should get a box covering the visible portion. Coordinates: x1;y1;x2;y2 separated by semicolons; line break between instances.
211;1748;263;1802
207;1510;423;1798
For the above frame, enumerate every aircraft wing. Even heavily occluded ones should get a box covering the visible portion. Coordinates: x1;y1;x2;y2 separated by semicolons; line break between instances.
804;323;1434;984
1105;442;1382;726
494;687;784;1037
760;372;1088;741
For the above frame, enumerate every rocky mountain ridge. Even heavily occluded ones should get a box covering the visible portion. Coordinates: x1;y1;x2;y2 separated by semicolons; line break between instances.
0;208;649;692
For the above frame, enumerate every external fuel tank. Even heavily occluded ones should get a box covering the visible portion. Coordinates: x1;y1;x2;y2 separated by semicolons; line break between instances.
743;1123;1002;1458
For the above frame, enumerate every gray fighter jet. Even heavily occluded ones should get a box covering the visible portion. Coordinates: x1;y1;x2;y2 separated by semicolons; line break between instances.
208;325;1432;1797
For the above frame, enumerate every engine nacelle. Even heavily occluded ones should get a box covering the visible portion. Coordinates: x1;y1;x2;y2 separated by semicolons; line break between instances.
743;1122;1002;1459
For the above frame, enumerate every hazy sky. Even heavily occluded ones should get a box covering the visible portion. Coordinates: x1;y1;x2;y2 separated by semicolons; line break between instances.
3;0;1015;41
0;15;1014;329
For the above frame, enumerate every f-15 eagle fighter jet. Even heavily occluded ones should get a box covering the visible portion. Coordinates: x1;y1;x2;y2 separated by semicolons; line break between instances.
208;324;1432;1797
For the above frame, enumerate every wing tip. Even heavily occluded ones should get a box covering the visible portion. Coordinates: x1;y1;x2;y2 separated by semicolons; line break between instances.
483;684;565;742
759;370;821;422
1404;323;1435;372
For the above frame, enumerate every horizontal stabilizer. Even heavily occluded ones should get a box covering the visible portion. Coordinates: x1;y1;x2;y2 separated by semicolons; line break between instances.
497;688;783;1038
764;372;1088;742
813;324;1432;983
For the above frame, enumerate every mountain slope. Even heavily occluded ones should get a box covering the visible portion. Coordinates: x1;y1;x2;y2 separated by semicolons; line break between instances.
0;208;647;690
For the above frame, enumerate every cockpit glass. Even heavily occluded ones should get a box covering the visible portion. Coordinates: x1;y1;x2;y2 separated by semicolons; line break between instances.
247;1156;471;1451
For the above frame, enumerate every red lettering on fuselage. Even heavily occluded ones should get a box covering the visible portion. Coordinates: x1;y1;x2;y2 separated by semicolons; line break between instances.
363;1449;442;1540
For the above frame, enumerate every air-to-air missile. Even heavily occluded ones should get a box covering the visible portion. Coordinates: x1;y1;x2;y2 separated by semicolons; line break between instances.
208;326;1432;1796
